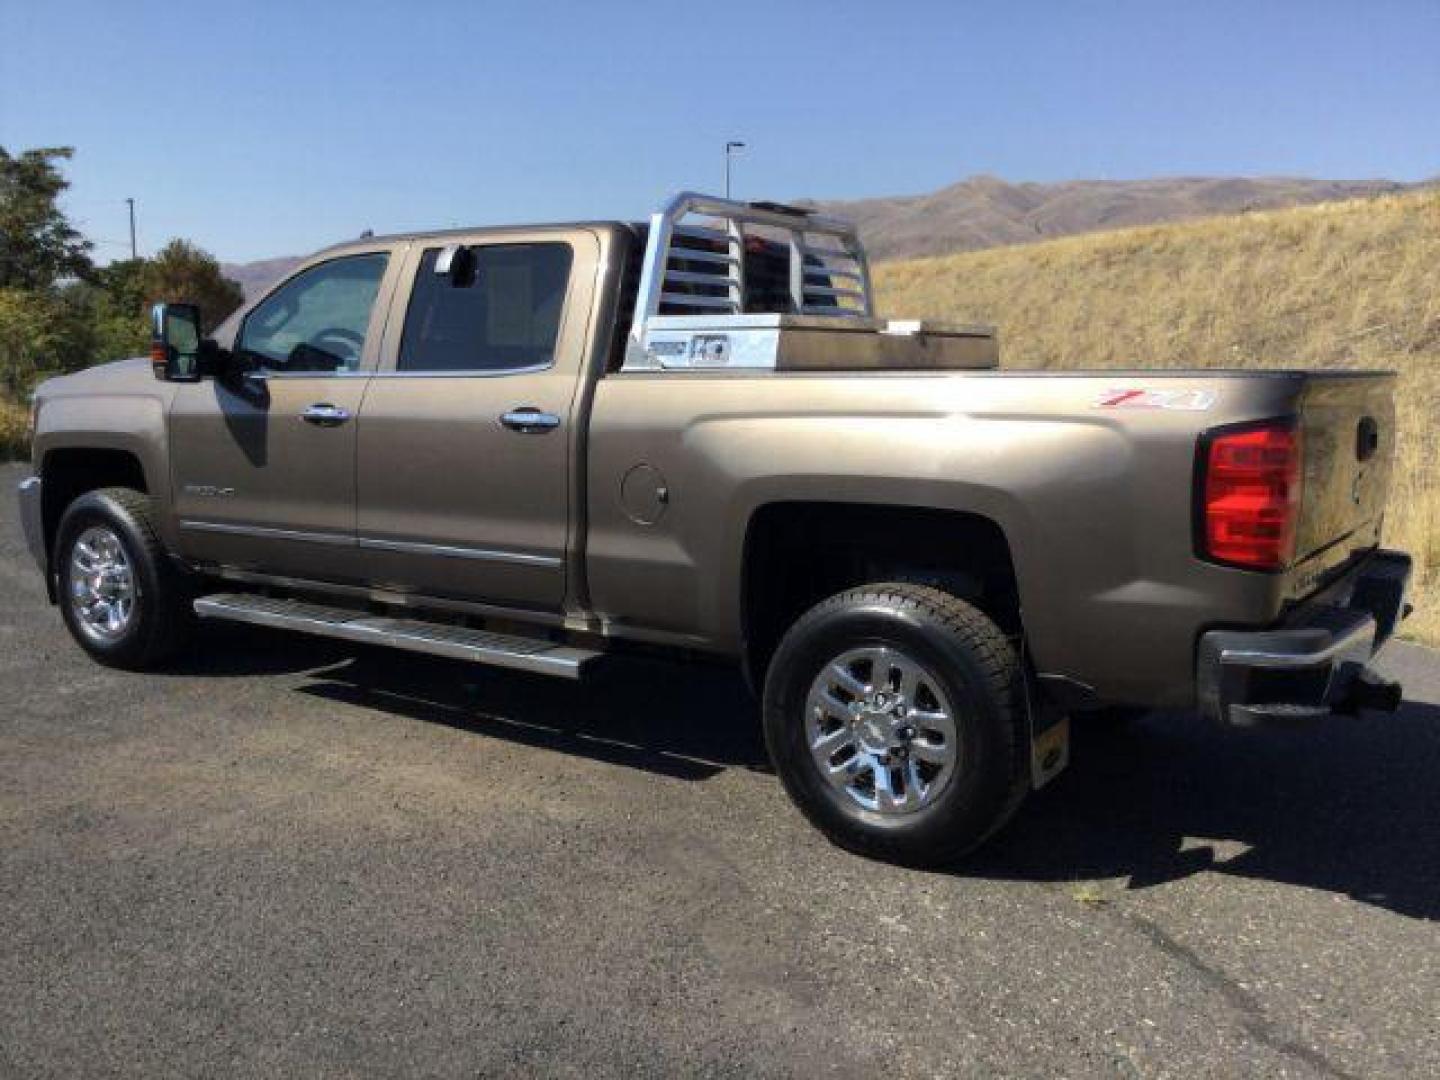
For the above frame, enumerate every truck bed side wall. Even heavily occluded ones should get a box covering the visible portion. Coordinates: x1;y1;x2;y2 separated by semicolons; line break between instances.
586;371;1306;707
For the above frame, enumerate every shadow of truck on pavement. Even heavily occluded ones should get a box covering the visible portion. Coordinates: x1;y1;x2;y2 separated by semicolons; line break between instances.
179;623;1440;921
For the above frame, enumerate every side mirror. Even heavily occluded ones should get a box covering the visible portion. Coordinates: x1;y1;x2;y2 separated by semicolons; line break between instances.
150;303;203;381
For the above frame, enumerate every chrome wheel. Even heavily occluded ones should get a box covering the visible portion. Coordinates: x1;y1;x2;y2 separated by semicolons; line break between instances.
68;525;137;643
805;646;960;815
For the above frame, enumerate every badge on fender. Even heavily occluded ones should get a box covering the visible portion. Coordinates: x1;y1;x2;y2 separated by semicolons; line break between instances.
1094;388;1218;410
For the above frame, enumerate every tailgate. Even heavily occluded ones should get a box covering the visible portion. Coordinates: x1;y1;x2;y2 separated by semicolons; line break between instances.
1289;373;1396;594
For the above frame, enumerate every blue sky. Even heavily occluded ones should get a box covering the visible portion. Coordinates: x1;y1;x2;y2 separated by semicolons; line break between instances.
3;0;1437;263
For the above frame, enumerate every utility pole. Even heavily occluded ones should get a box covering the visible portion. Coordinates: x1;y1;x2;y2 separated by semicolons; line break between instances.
125;198;137;260
724;141;745;199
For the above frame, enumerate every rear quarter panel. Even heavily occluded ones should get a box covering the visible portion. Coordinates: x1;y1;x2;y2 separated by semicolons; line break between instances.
587;369;1309;707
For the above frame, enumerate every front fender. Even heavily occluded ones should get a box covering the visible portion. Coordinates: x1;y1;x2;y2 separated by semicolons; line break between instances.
33;374;176;550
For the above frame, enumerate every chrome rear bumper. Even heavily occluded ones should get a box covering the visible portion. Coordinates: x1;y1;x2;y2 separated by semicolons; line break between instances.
1197;549;1412;727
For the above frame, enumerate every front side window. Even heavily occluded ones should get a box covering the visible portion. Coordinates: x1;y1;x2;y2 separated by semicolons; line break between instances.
237;253;388;373
398;243;572;373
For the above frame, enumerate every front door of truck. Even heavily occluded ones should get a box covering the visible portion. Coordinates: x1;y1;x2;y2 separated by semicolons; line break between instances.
169;249;400;581
354;231;598;610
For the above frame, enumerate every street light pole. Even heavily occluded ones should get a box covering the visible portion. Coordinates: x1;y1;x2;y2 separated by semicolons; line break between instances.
724;141;745;199
125;198;137;260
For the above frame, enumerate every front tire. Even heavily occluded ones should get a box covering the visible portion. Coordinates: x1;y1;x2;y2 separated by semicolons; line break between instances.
763;583;1028;867
55;487;192;670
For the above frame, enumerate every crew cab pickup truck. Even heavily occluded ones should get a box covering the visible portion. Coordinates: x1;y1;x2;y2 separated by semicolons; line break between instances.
17;192;1413;865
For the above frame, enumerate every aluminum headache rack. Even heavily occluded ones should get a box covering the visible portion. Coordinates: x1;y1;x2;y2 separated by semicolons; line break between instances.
623;191;998;373
633;191;874;320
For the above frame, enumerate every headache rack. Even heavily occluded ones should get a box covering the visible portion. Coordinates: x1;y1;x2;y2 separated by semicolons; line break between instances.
623;192;997;373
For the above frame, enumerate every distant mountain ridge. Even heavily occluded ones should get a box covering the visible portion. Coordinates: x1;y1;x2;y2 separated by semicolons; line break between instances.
807;175;1425;261
221;256;310;301
222;174;1428;295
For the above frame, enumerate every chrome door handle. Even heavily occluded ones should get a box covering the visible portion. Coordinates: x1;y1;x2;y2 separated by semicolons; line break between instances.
501;408;560;433
301;403;351;426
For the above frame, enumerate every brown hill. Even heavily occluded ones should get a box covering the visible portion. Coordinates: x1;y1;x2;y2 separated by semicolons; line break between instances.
222;175;1429;296
808;175;1422;261
221;255;306;301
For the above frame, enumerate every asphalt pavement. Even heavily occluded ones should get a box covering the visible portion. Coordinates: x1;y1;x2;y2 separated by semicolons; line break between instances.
1;462;1437;1078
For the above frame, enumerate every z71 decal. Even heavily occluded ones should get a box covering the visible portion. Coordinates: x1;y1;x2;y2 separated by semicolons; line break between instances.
1093;388;1218;411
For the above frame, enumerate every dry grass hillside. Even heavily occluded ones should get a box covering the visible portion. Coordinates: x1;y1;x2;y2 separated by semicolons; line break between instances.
815;175;1423;261
875;190;1440;647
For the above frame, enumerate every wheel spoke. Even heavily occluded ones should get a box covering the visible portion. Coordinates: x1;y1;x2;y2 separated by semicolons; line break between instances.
909;736;949;765
873;759;899;810
827;662;868;698
814;688;852;720
810;725;854;757
903;759;928;804
870;654;896;694
909;707;955;740
72;540;98;571
823;752;864;790
896;662;921;706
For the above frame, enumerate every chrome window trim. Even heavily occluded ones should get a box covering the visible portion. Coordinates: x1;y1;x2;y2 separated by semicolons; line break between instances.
242;369;371;381
365;362;553;380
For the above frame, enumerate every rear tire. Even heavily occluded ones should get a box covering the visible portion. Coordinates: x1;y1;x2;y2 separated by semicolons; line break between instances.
55;487;192;670
763;583;1028;867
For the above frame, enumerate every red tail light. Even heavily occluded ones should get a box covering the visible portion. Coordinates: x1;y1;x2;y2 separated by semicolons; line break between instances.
1199;421;1302;570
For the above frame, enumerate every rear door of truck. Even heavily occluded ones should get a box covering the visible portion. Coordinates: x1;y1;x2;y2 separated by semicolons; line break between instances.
353;228;602;610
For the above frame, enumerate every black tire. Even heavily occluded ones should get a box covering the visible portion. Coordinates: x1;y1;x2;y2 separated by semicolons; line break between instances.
763;583;1028;867
54;487;193;670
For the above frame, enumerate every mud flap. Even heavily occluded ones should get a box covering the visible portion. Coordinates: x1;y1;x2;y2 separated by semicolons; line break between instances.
1020;639;1071;789
1029;703;1070;789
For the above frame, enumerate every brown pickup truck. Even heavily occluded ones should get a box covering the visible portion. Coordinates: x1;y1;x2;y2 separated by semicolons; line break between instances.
17;193;1414;865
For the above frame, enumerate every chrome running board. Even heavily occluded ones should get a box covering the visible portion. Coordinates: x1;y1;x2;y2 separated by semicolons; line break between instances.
194;592;600;679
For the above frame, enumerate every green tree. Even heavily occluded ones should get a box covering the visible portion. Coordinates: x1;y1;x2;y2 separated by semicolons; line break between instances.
143;239;244;332
97;257;149;315
60;278;148;364
0;146;94;289
0;287;98;396
85;258;152;358
0;145;242;406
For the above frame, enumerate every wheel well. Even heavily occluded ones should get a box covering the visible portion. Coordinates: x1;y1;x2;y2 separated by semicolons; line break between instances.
40;448;148;563
741;502;1020;686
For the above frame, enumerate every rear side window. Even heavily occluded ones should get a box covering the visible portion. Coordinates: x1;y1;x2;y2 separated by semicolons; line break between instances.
398;243;572;373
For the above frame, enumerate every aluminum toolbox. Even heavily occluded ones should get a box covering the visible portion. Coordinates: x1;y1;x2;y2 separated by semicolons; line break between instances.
630;314;998;372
